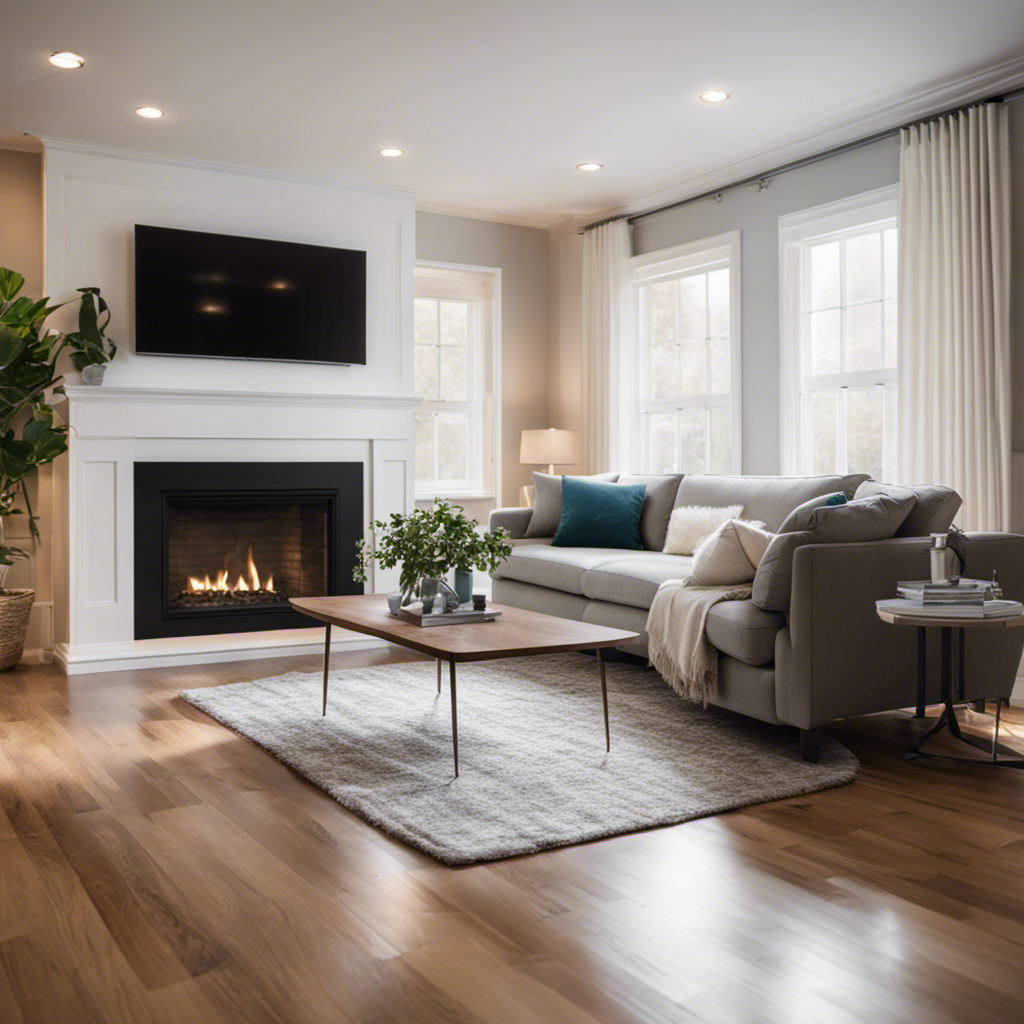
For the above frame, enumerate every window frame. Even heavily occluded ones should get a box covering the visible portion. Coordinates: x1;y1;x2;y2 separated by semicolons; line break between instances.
628;230;743;475
413;262;501;503
779;185;898;478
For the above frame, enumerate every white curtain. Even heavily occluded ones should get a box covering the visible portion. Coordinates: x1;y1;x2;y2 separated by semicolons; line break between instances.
898;103;1011;531
582;219;632;473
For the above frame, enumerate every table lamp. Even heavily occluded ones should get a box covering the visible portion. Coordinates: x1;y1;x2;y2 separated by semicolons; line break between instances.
519;428;580;506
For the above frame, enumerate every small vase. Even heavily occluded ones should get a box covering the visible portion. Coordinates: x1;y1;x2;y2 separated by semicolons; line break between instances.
81;363;106;386
419;578;440;613
454;569;473;605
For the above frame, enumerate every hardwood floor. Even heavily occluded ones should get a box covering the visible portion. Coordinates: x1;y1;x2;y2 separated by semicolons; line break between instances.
2;647;1024;1024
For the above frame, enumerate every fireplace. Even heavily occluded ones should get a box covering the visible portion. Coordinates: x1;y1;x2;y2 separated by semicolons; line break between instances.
134;462;363;639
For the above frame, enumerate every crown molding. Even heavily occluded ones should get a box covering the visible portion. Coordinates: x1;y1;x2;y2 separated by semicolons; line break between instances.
581;55;1024;225
415;201;555;231
33;135;421;200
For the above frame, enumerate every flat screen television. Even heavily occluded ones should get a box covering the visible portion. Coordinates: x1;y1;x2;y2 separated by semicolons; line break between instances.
134;224;366;365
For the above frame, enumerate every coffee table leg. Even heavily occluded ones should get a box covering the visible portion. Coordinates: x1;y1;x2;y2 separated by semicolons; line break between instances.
598;648;610;752
437;658;442;695
449;658;459;777
322;623;332;716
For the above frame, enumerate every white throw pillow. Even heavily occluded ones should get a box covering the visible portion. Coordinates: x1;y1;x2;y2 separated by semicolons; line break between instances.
663;505;743;555
689;519;774;587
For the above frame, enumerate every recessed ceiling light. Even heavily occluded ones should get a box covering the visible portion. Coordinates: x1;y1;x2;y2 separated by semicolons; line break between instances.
378;147;404;157
49;51;85;69
577;162;603;172
135;106;164;119
699;90;730;103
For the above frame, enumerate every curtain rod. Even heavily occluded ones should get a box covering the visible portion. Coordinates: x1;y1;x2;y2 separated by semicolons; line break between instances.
580;87;1024;234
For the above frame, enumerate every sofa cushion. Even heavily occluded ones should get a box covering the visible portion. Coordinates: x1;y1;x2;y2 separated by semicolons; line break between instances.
553;477;646;549
854;480;962;537
752;492;916;612
689;519;774;587
704;600;785;667
492;545;645;595
673;474;871;532
663;504;744;555
617;473;684;550
525;472;619;538
777;491;849;533
581;552;695;609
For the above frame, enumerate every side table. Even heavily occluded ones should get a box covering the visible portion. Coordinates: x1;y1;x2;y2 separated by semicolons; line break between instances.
876;605;1024;768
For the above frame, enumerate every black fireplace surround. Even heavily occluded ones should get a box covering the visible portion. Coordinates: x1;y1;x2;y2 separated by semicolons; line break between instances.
134;462;363;640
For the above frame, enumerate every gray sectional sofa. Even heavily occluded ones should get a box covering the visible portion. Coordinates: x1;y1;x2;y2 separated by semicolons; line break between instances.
490;473;1024;761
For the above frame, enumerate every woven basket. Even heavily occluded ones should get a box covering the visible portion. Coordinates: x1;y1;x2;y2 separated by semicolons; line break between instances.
0;589;35;670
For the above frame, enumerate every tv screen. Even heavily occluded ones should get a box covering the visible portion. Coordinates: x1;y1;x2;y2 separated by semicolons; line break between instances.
134;224;366;365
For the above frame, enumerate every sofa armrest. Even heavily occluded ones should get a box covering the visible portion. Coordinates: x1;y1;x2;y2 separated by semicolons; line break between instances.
489;506;534;539
775;534;1024;729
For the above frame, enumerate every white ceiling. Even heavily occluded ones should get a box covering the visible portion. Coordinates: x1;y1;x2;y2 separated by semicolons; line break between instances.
4;1;1024;227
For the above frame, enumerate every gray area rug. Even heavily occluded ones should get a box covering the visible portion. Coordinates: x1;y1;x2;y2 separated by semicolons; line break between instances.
180;654;859;864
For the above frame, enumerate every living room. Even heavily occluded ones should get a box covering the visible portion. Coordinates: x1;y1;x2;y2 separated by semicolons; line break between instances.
2;3;1024;1022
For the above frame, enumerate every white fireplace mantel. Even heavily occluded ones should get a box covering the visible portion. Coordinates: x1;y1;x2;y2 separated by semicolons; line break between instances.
55;385;419;675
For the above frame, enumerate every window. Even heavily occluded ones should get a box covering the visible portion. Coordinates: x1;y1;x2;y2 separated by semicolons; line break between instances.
628;232;741;475
780;187;898;480
413;264;499;500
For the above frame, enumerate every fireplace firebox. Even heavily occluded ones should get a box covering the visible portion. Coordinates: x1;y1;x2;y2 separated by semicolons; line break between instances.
134;462;363;639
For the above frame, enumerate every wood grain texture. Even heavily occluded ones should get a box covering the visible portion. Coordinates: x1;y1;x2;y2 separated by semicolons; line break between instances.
2;649;1024;1023
291;595;640;660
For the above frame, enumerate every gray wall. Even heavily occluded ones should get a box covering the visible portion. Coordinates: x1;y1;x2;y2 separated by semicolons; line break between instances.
632;137;901;475
416;211;550;522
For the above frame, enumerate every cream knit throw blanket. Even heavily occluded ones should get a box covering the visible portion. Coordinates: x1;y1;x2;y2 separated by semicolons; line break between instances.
646;580;753;706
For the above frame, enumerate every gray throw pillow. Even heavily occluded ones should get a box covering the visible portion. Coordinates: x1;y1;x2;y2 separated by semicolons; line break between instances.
752;492;916;612
525;472;620;538
617;474;683;550
854;480;962;537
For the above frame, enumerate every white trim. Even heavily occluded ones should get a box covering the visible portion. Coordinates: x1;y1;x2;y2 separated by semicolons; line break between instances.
35;135;420;200
413;262;502;505
54;630;386;676
575;55;1024;229
779;186;898;475
63;385;422;409
629;230;742;475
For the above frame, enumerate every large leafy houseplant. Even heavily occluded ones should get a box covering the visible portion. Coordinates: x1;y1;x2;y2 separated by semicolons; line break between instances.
353;500;512;602
0;267;115;578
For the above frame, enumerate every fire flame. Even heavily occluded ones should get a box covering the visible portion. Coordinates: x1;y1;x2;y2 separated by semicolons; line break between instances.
187;545;274;593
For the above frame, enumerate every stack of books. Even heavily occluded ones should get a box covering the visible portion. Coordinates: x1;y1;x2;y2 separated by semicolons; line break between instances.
878;577;1022;619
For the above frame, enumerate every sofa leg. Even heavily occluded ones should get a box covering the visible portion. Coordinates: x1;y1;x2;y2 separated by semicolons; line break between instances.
800;727;823;763
971;699;987;714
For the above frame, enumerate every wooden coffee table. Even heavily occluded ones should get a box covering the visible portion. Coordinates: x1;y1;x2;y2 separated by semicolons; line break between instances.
290;595;640;776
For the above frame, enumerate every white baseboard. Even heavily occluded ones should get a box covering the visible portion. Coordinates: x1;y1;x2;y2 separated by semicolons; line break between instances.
54;627;385;676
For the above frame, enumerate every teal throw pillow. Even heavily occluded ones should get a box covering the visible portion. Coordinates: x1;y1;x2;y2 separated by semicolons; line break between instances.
552;476;646;549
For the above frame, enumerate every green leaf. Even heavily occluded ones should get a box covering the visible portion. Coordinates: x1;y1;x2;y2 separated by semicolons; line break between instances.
0;328;27;370
0;269;25;302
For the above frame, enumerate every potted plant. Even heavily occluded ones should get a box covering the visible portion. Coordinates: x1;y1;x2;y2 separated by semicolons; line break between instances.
0;267;115;668
353;500;512;608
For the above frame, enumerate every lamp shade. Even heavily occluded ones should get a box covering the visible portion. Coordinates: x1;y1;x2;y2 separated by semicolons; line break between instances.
520;428;580;467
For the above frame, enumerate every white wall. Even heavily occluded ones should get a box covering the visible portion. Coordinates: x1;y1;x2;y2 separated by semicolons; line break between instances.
43;141;417;397
416;211;550;523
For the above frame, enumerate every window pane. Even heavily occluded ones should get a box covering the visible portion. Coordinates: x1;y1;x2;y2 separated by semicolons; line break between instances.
709;406;731;474
883;383;898;481
707;269;730;336
414;343;438;400
437;413;468;481
809;242;840;310
650;335;678;401
439;345;468;401
845;302;882;372
883;228;897;301
846;387;883;480
809;309;840;375
647;413;676;475
709;336;730;394
440;301;468;346
652;281;677;346
415;412;435;483
678;276;704;338
810;390;839;475
679;337;708;394
845;232;882;305
414;298;437;345
677;407;707;474
883;300;897;368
